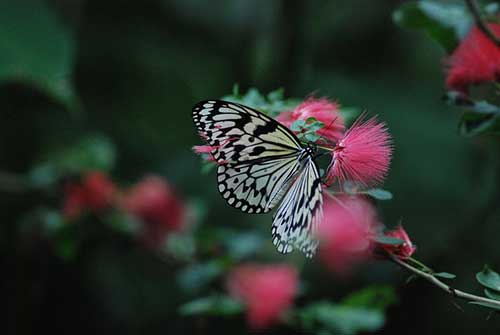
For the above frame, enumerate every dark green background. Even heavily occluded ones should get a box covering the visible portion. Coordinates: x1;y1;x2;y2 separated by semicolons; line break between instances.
2;0;500;334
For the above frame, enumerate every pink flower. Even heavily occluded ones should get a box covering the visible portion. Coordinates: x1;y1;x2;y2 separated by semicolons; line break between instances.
63;171;116;219
446;23;500;93
325;117;392;187
379;226;416;260
276;98;345;142
227;264;298;330
318;195;380;275
121;175;185;247
192;145;217;162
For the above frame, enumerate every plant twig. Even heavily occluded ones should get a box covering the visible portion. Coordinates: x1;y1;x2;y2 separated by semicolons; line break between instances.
389;254;500;308
465;0;500;47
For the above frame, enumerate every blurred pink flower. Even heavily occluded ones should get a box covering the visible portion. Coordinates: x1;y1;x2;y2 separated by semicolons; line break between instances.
227;264;298;330
63;171;116;219
192;145;217;162
325;117;392;187
121;175;185;247
276;98;345;142
318;195;379;275
380;226;416;260
446;23;500;93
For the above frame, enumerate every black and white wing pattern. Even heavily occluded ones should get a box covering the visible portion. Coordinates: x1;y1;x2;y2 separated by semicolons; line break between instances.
192;100;323;257
272;158;323;257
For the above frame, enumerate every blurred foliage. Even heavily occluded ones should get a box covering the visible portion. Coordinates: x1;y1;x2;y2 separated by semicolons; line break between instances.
2;0;500;335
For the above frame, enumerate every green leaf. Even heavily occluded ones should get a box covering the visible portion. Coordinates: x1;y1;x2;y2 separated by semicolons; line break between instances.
304;132;321;142
308;121;325;132
341;285;398;312
364;188;393;200
179;295;243;316
299;302;385;335
469;301;500;312
434;272;456;279
373;235;404;245
476;266;500;292
29;135;116;187
485;289;500;301
177;261;224;293
290;119;306;131
222;87;300;117
393;1;472;52
223;231;264;260
305;117;318;123
0;0;79;111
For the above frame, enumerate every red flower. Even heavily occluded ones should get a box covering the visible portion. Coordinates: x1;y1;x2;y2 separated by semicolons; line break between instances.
380;226;416;260
121;175;185;247
325;117;392;187
318;195;380;275
63;171;116;219
446;23;500;93
227;264;298;330
276;98;345;142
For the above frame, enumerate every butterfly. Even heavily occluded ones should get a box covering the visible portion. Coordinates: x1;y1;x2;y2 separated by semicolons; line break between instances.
192;100;323;257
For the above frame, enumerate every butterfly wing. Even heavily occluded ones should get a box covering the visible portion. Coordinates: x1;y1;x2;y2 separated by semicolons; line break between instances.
193;99;324;257
272;157;323;258
192;100;302;165
193;100;304;213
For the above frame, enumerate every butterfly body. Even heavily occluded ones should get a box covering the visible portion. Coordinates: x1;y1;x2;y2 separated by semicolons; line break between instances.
193;100;323;257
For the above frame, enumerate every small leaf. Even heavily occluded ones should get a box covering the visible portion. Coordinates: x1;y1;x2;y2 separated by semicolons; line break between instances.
0;0;79;111
485;289;500;301
364;188;393;200
393;1;472;52
179;295;243;316
291;119;306;131
177;261;224;293
305;132;321;142
299;302;385;334
341;285;398;312
469;301;500;312
476;266;500;292
308;121;325;132
434;272;456;279
373;235;404;245
29;135;116;187
305;117;318;123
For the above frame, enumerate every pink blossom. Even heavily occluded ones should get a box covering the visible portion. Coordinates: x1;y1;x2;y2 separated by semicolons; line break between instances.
276;98;345;142
227;264;298;330
120;175;185;247
325;117;392;187
63;171;116;219
318;195;380;275
446;23;500;93
192;145;217;162
379;226;416;260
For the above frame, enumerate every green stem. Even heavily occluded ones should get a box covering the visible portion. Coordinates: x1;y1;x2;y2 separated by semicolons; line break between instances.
389;254;500;309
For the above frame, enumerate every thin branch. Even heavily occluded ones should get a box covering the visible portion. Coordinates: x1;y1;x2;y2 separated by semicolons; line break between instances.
465;0;500;47
389;254;500;308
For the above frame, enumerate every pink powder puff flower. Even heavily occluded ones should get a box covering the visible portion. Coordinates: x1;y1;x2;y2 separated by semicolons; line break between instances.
63;171;116;219
318;195;380;276
446;23;500;94
325;116;392;187
379;226;416;260
120;175;186;248
227;264;298;330
192;145;217;162
276;98;345;142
